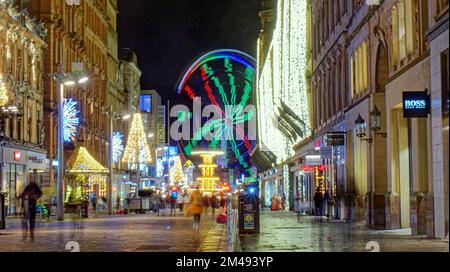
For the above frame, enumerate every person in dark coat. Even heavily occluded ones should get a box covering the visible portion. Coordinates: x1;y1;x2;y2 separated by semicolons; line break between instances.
18;180;43;240
210;194;217;216
313;188;324;222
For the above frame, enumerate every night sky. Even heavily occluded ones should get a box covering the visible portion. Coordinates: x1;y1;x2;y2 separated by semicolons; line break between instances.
118;0;262;105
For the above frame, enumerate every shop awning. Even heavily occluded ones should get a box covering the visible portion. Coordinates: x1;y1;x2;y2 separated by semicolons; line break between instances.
251;145;276;172
66;146;109;174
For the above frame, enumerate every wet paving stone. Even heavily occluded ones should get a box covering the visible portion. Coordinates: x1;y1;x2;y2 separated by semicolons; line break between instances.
240;211;449;252
0;213;221;252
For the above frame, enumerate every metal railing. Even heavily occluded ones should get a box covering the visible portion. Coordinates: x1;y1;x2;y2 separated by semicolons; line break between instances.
226;201;240;252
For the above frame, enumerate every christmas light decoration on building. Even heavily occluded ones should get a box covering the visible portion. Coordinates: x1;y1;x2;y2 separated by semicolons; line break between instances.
63;98;80;143
256;0;310;162
65;146;108;204
0;74;9;107
191;150;224;192
112;131;125;163
122;113;152;165
66;146;109;174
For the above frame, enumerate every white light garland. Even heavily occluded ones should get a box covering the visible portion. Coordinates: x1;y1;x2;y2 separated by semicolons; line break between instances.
256;0;310;162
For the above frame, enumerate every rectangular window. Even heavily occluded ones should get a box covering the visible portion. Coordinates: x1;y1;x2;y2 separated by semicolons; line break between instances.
140;94;152;113
405;0;414;55
362;42;368;90
350;55;355;98
398;1;407;60
358;46;363;94
392;8;399;66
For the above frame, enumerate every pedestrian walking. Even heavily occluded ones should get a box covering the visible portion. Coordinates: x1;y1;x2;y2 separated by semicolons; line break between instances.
271;195;277;211
170;192;177;216
177;192;184;212
153;195;161;214
313;188;323;221
211;194;217;216
277;194;282;210
91;194;98;217
189;187;204;231
18;180;43;240
203;194;210;215
282;193;286;210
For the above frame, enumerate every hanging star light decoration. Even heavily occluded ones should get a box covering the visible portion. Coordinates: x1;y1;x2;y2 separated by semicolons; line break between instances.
0;74;9;107
112;131;125;163
122;113;152;165
63;98;80;142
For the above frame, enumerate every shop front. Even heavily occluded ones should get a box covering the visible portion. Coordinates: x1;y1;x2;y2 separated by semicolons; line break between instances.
0;146;49;216
385;56;432;234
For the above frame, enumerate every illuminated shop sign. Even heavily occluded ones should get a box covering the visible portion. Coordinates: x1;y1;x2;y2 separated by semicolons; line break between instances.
326;134;345;146
403;91;430;118
14;151;21;161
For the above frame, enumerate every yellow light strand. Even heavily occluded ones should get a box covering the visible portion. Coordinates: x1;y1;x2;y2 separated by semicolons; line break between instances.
0;74;9;107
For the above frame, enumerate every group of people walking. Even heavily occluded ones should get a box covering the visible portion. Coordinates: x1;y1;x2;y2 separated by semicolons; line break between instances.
270;194;286;211
313;188;333;221
186;188;228;231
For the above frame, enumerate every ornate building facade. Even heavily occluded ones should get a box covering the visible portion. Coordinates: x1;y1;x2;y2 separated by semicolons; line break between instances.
30;0;111;185
427;0;449;239
254;0;448;239
0;0;48;215
305;0;448;238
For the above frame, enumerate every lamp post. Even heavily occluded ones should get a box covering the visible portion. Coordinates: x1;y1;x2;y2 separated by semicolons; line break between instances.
50;70;88;221
104;108;129;215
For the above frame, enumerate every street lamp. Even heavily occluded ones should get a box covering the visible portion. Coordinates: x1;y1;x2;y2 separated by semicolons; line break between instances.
50;71;88;221
355;114;366;138
370;106;387;137
355;114;373;143
370;106;381;132
103;108;131;215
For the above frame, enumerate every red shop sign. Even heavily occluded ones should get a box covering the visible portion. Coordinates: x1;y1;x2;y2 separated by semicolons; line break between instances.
14;151;21;161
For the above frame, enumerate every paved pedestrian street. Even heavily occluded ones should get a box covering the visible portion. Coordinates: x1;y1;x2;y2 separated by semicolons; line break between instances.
0;212;224;252
240;211;449;252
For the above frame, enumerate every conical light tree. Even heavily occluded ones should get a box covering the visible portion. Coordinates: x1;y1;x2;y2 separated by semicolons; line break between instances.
122;113;152;165
171;155;185;183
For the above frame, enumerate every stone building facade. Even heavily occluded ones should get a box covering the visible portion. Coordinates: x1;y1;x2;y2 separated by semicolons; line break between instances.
427;0;449;239
306;0;448;238
0;0;48;215
30;0;111;184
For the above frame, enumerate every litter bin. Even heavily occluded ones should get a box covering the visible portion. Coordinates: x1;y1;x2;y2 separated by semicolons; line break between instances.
0;193;5;230
238;192;260;235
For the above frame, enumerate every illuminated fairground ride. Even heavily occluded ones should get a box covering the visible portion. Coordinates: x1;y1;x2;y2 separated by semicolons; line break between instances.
176;49;257;177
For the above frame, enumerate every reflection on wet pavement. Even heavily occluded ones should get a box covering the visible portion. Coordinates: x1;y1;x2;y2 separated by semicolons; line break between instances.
0;213;217;252
240;211;449;252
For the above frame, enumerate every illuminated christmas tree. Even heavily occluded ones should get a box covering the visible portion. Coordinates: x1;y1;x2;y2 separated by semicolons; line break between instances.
122;113;152;165
171;156;185;183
